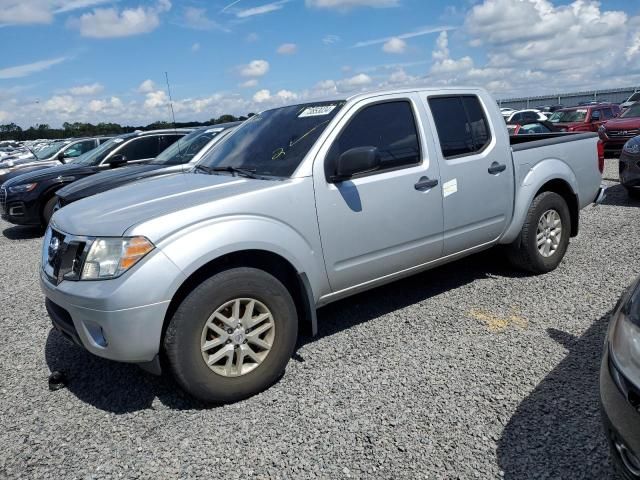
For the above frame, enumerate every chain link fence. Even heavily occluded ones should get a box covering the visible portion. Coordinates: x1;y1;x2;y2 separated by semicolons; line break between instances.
497;86;639;110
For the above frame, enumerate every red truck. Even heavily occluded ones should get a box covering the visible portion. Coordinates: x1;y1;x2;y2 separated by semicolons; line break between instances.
599;103;640;157
547;103;620;133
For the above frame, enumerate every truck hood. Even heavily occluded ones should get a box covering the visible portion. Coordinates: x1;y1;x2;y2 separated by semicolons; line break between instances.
57;164;172;204
2;163;95;187
603;117;640;130
52;172;280;237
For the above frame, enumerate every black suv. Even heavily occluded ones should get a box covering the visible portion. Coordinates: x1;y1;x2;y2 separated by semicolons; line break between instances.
0;137;111;185
0;129;191;228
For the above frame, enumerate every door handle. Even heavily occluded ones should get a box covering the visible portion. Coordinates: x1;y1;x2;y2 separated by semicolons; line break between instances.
488;162;507;174
414;176;438;191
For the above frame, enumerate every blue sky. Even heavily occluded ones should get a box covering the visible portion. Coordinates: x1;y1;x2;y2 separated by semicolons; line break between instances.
0;0;639;127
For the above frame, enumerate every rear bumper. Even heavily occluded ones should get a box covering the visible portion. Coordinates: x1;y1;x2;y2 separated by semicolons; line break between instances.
601;347;640;479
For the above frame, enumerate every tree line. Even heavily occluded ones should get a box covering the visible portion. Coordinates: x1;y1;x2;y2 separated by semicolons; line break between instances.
0;114;254;142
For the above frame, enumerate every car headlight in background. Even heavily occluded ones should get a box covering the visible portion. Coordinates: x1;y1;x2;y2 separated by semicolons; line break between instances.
623;141;640;155
8;183;37;193
610;283;640;388
81;236;154;280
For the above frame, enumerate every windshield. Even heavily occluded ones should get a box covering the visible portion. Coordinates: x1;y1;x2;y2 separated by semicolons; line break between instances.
34;141;66;160
72;135;131;166
150;127;227;166
198;101;345;178
621;103;640;118
548;109;587;123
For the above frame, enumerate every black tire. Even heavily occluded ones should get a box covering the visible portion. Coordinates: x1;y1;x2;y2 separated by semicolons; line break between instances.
506;191;571;274
164;267;298;404
42;196;57;227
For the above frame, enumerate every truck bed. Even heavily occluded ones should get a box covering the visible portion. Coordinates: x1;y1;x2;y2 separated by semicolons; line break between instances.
510;132;598;149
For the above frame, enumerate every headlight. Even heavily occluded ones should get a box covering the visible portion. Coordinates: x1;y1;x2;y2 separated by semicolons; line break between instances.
611;285;640;388
624;142;640;155
80;236;154;280
8;183;37;193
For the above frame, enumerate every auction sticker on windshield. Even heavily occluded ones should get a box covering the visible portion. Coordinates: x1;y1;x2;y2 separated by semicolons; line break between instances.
299;105;337;117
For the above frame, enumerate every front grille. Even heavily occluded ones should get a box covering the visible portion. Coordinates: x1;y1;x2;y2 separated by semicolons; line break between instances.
0;187;6;214
608;129;640;138
43;228;88;284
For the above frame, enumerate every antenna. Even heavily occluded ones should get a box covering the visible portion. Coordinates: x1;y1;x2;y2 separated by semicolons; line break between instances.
164;71;182;155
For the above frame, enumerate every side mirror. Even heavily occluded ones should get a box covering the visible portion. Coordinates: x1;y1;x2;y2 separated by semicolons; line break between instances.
106;154;127;168
591;112;601;122
331;146;381;182
57;152;66;164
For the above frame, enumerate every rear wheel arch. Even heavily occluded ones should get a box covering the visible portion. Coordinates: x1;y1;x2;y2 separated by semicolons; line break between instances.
534;179;579;237
161;249;315;350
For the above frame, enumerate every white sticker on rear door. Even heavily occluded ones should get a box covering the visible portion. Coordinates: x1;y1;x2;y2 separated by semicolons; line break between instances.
298;105;337;117
443;178;458;197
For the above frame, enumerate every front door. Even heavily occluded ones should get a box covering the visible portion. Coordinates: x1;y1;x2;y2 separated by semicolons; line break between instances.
425;94;514;255
313;95;444;293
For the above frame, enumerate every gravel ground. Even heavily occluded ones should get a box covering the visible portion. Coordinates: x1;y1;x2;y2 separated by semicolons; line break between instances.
0;159;638;479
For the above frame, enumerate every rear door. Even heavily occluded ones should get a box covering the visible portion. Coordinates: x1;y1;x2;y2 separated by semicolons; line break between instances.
313;94;444;292
425;94;514;255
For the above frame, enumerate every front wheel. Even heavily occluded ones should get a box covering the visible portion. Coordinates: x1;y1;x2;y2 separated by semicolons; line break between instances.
164;267;298;403
42;196;58;227
506;191;571;273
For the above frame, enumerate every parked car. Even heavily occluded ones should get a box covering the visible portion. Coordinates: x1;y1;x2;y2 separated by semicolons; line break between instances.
56;123;240;207
0;137;110;185
620;91;640;110
507;121;555;135
506;109;548;124
547;104;620;133
41;87;604;403
0;129;191;227
500;107;517;119
599;103;640;157
536;105;564;113
601;275;640;480
619;135;640;199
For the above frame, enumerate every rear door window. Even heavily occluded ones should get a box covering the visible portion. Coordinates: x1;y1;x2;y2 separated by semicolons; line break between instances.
65;140;96;158
115;136;159;161
158;134;184;153
428;95;492;159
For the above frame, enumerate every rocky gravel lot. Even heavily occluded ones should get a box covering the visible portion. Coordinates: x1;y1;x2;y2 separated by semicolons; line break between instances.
0;159;638;479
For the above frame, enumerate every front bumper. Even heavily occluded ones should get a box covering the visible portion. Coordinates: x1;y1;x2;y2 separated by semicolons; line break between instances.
0;189;41;226
620;152;640;190
40;247;186;363
601;346;640;479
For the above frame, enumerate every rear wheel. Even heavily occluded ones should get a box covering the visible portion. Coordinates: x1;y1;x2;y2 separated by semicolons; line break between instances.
507;191;571;273
164;267;298;403
42;196;57;227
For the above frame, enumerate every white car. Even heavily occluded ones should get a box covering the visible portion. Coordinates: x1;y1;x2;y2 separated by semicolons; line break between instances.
506;109;548;123
620;91;640;110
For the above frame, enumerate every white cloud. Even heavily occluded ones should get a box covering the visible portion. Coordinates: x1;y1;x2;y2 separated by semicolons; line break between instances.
0;0;112;25
239;59;270;77
183;6;222;30
239;79;258;88
144;90;168;109
277;43;297;55
306;0;399;10
246;32;259;42
354;25;453;48
70;0;171;38
236;0;289;18
382;37;406;54
322;34;340;45
0;56;67;80
88;96;123;113
0;110;9;122
137;79;156;93
68;82;104;95
191;42;200;52
44;95;80;115
338;73;372;90
253;89;271;103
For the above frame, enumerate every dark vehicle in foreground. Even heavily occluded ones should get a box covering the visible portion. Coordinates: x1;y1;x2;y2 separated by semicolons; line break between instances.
0;129;190;227
599;103;640;157
619;135;640;199
601;275;640;479
547;104;619;133
56;123;239;207
0;137;109;184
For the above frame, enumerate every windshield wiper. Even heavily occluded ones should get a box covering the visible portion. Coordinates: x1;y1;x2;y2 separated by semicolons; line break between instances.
210;166;259;179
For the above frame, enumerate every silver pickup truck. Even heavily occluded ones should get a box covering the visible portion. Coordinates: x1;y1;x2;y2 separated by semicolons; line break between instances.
41;87;605;403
